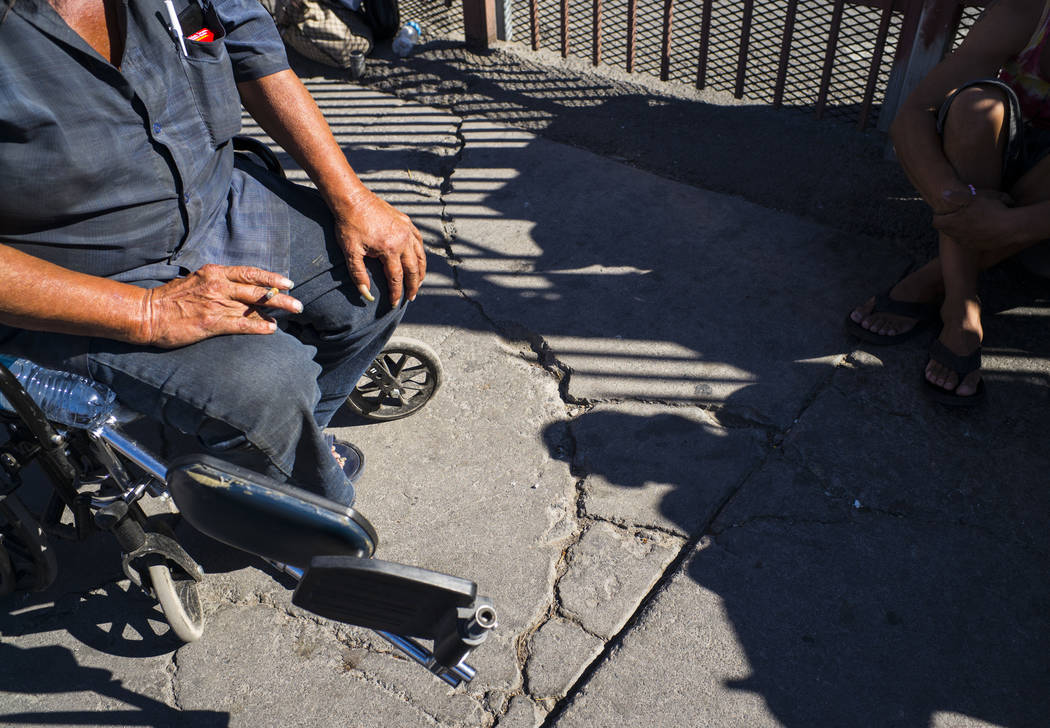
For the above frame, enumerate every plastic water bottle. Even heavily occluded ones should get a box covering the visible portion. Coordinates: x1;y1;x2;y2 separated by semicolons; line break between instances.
391;21;421;58
0;355;116;430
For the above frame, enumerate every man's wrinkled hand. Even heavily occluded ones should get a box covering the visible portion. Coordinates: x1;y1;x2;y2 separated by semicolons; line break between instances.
932;190;1018;251
336;190;426;307
137;264;302;348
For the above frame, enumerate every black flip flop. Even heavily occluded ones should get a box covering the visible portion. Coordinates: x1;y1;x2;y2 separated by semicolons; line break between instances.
921;338;986;407
844;290;939;345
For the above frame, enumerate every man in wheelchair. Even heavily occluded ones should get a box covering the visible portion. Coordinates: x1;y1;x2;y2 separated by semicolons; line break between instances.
0;0;426;507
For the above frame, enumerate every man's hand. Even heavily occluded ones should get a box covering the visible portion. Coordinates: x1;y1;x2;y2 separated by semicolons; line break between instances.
932;191;1021;251
138;264;302;348
336;189;426;307
237;72;427;308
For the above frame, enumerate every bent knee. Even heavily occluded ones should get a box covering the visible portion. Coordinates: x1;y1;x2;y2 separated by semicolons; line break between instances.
943;84;1008;142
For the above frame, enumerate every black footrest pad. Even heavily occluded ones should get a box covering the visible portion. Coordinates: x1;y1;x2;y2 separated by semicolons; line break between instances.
292;555;477;638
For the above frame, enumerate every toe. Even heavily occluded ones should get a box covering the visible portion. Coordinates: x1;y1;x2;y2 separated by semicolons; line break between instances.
926;360;956;391
955;370;982;397
851;297;876;325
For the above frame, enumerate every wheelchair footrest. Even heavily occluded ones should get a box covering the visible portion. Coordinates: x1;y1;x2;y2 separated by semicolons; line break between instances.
292;555;478;638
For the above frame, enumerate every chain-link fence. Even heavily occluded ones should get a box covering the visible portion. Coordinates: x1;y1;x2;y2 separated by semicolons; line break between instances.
399;0;989;129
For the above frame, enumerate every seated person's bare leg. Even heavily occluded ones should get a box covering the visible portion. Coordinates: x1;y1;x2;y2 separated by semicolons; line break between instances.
924;85;1007;395
851;85;1008;338
925;156;1050;392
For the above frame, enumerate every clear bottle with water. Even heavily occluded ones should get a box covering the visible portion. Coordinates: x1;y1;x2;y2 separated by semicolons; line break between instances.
392;21;421;57
0;355;116;430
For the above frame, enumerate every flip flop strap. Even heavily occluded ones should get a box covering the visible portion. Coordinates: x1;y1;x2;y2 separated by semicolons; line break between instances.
928;339;982;376
873;291;938;320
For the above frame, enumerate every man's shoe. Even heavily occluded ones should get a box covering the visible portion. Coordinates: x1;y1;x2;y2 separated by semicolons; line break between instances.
329;438;365;484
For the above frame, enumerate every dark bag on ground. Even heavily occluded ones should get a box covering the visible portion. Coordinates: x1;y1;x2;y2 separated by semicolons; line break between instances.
361;0;399;40
262;0;374;67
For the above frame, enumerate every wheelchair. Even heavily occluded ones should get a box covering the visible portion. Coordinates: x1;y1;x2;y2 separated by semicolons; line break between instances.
0;335;492;686
0;137;493;687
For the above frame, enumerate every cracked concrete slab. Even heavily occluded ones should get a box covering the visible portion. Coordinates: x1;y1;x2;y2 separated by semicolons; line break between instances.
442;119;903;427
497;695;548;728
553;514;1050;728
569;402;767;536
175;604;482;727
558;521;682;639
781;357;1050;554
524;618;604;700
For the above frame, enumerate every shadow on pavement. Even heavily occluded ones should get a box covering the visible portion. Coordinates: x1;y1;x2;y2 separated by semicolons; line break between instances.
0;643;228;726
316;59;1050;725
546;399;1050;727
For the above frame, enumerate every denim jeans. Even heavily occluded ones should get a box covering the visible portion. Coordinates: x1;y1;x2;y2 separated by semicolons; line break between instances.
0;168;405;506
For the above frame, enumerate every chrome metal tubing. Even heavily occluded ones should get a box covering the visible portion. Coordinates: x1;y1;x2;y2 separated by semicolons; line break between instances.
98;424;167;483
376;631;475;687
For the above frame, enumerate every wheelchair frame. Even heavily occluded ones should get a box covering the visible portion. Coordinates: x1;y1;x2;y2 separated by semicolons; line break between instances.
0;354;494;687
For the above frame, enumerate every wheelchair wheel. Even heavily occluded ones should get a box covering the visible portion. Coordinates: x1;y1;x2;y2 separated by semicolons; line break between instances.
148;563;205;643
0;494;57;593
346;337;443;421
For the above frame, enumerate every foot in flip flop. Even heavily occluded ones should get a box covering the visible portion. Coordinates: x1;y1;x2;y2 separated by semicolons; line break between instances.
845;278;940;345
923;324;985;405
329;438;365;484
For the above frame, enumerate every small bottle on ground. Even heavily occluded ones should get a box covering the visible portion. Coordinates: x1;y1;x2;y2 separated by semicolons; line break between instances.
391;21;421;57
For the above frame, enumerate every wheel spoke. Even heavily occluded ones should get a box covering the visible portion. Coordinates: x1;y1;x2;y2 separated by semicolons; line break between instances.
375;359;395;378
389;354;410;377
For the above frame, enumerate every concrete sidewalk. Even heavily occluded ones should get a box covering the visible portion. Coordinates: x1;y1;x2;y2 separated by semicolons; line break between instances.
1;69;1048;728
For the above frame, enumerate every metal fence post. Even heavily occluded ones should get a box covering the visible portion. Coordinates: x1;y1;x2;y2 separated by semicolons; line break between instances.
878;0;962;131
463;0;498;49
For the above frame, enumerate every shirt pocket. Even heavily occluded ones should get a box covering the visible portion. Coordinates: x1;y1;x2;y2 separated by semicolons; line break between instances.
181;4;241;147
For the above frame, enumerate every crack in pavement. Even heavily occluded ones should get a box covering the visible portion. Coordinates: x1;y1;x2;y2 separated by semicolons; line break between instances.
432;100;871;727
170;649;182;711
438;115;466;263
533;352;849;724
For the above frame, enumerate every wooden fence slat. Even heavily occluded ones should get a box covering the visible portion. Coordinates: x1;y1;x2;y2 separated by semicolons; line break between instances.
463;0;497;48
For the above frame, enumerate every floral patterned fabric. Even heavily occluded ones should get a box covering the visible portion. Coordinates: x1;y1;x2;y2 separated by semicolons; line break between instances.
1000;2;1050;127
